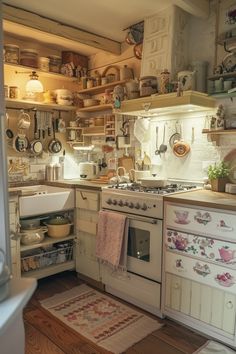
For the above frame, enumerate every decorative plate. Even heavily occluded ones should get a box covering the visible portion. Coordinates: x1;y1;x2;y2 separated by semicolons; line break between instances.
222;52;236;72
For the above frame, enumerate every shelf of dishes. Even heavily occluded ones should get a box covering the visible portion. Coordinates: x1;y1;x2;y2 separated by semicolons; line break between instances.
5;98;77;111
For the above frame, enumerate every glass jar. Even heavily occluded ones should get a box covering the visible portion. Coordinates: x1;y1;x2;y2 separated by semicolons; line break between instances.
20;49;38;68
38;56;50;72
4;44;20;64
48;55;61;73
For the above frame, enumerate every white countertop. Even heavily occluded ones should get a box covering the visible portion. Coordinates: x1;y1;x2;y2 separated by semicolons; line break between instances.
0;277;37;335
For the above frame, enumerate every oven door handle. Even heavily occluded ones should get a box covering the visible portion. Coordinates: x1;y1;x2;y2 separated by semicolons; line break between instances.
104;210;158;224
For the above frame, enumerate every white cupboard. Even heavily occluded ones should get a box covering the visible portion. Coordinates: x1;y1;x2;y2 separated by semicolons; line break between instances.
163;201;236;347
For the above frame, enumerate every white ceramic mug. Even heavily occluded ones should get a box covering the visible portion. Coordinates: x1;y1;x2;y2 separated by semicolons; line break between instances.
214;78;223;92
224;80;233;91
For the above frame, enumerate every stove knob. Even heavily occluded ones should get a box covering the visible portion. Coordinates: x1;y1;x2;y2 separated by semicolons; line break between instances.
124;201;128;207
113;199;117;205
106;198;112;205
135;203;140;209
129;202;134;209
141;203;147;211
118;200;124;206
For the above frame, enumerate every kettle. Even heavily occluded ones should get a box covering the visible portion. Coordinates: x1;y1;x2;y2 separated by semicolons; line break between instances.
79;162;98;180
0;248;11;302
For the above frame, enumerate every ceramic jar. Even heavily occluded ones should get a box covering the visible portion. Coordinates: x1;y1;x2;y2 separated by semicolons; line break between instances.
177;70;196;91
160;69;170;94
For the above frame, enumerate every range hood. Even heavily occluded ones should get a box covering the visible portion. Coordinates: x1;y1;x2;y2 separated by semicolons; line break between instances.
119;91;216;116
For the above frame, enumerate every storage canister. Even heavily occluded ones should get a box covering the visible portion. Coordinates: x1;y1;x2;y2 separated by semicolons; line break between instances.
48;55;61;73
4;44;20;64
38;56;50;72
20;49;38;68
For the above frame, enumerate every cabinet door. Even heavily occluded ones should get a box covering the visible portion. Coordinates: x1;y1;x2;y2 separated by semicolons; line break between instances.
165;273;236;335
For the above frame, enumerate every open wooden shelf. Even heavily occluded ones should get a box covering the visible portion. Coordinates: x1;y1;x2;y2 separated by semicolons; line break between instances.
77;103;113;112
78;80;128;95
202;129;236;146
5;98;77;111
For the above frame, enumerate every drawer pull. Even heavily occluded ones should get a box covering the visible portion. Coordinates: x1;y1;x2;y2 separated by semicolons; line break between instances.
226;301;233;309
80;191;87;200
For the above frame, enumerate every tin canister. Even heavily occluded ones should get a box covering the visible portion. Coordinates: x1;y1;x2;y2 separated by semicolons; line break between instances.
9;86;19;99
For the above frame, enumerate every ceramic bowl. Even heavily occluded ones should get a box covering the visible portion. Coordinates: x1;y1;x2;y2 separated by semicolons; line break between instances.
83;98;100;107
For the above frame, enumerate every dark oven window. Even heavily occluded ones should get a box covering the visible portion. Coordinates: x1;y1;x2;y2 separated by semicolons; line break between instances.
127;226;150;262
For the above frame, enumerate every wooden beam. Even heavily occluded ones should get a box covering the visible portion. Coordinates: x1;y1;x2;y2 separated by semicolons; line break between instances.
2;4;121;55
175;0;210;19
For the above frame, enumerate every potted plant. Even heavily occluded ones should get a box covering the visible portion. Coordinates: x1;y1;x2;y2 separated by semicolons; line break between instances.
207;161;230;192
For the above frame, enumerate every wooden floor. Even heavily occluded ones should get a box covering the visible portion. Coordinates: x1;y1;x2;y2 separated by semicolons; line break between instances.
24;271;208;354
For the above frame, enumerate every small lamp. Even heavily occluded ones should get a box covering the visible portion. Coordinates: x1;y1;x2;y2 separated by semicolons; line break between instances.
25;71;44;100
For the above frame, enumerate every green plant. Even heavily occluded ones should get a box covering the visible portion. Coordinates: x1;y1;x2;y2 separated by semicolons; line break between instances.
207;162;230;180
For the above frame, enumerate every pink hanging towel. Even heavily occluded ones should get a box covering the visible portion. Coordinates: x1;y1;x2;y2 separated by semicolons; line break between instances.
96;210;129;269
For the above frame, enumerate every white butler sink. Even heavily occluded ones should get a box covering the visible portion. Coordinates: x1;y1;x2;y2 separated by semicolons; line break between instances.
18;185;75;217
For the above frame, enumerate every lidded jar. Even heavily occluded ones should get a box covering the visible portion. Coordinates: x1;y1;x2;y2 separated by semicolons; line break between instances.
48;55;61;73
20;49;38;67
38;56;50;72
160;69;170;94
4;44;20;64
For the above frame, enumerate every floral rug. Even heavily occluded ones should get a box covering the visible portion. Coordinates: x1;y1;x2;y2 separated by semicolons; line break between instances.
194;340;236;354
40;284;162;354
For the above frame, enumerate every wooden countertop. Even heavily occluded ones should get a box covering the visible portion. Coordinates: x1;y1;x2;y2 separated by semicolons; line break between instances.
164;189;236;211
8;179;109;193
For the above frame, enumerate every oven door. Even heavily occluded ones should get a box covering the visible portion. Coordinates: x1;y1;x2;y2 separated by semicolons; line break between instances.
109;211;162;282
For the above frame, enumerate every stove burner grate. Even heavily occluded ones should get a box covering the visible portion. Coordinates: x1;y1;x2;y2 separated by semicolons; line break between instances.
108;183;197;194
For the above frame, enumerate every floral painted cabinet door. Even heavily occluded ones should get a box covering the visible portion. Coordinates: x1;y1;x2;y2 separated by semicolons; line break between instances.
165;204;236;240
165;229;236;269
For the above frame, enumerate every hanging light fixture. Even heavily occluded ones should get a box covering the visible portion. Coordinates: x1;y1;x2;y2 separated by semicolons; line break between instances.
25;71;44;93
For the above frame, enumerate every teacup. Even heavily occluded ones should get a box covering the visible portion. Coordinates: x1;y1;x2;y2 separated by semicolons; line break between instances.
175;210;189;223
17;111;31;129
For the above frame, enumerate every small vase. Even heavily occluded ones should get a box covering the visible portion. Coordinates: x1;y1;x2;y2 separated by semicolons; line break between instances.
210;178;228;192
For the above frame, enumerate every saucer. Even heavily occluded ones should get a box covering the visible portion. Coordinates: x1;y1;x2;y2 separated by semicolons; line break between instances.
175;219;190;225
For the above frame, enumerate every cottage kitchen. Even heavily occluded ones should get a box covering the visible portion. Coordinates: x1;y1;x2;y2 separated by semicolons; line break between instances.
2;1;236;353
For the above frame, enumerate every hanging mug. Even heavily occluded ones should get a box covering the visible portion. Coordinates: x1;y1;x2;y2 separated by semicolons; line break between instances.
17;111;31;129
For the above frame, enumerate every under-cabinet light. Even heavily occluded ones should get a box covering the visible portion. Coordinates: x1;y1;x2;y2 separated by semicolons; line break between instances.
72;145;95;151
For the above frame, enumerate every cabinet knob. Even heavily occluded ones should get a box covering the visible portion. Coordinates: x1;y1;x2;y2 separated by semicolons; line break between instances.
174;282;180;289
226;301;233;309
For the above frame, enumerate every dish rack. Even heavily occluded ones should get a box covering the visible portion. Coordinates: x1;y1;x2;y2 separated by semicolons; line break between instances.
21;240;74;273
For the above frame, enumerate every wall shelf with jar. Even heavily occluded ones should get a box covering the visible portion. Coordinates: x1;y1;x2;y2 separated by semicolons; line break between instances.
78;79;128;95
4;63;77;82
5;98;77;112
202;129;236;146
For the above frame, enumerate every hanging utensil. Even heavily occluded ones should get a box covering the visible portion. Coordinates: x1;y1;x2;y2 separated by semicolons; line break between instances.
155;126;160;155
169;122;181;148
159;123;167;153
5;113;14;139
173;123;190;157
48;117;62;154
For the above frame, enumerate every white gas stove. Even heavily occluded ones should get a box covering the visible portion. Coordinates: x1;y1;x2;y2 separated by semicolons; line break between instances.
102;182;199;219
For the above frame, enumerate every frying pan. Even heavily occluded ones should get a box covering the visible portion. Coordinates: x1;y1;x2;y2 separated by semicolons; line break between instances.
48;118;62;154
13;133;29;152
29;139;43;155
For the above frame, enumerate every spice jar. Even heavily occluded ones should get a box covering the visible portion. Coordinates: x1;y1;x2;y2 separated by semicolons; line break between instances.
48;55;61;73
9;86;19;99
4;44;20;64
20;49;38;68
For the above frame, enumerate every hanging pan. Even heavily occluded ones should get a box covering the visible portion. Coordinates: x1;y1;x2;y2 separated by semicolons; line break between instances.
28;110;43;155
172;123;190;157
48;117;62;154
13;133;29;152
5;113;14;139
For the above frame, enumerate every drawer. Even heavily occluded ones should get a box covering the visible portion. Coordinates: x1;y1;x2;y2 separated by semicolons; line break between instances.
165;251;236;294
76;190;99;211
165;204;236;241
165;229;236;270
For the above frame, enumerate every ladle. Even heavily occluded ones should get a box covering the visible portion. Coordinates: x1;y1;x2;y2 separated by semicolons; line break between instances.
159;124;167;153
155;126;160;155
5;113;14;139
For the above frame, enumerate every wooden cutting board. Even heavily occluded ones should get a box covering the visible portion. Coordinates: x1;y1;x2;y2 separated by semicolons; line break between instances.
118;156;134;172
